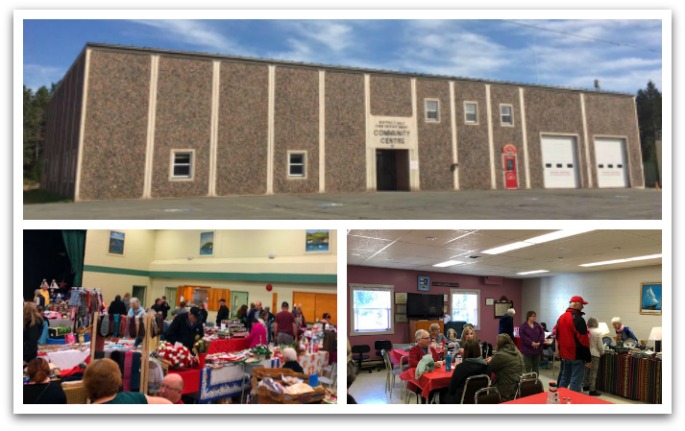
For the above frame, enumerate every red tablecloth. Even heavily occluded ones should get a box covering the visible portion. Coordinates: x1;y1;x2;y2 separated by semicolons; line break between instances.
503;387;613;404
206;337;250;355
390;349;409;366
168;368;201;394
400;366;453;399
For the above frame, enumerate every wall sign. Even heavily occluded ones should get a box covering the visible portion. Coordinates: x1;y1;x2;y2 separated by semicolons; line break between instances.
369;117;416;148
432;281;460;288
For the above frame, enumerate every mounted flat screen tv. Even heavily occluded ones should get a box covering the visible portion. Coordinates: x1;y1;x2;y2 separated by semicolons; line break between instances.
406;293;444;319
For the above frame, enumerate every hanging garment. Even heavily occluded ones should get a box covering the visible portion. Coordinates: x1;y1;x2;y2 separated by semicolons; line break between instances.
123;351;134;392
129;316;137;339
100;315;110;337
136;316;146;340
112;315;120;338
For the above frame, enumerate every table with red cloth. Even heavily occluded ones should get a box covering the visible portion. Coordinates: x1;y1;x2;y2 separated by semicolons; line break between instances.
206;337;250;355
168;368;201;395
390;349;409;366
400;366;454;400
502;387;613;404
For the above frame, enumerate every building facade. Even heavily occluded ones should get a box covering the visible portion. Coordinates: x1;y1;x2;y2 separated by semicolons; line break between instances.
42;43;644;201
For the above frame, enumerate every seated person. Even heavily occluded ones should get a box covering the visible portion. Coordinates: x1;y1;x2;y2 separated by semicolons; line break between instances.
282;347;304;373
23;357;67;404
456;325;478;356
159;374;184;404
611;317;639;344
442;339;488;404
408;329;443;368
347;360;358;404
487;334;523;401
83;358;171;404
429;323;448;346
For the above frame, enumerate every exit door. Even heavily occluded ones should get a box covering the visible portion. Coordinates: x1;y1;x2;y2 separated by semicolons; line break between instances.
231;291;248;319
376;149;410;191
132;285;147;308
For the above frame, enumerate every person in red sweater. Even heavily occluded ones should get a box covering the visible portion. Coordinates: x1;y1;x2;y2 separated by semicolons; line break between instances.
408;329;443;368
555;295;591;392
159;374;184;404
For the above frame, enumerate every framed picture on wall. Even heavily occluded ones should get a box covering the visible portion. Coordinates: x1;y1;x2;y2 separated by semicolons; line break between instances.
108;231;125;255
418;275;430;291
305;230;330;252
494;300;513;318
640;282;662;315
199;231;214;256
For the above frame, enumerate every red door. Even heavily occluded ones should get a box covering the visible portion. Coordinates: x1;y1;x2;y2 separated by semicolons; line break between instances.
502;145;518;189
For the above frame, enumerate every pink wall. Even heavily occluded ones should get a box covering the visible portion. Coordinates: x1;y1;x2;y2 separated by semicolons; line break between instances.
347;265;523;353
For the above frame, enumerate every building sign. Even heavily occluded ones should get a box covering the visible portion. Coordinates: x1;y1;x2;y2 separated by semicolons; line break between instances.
432;281;460;287
370;118;413;146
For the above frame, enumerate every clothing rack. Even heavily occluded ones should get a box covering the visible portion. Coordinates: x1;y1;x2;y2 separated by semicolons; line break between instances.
89;311;160;394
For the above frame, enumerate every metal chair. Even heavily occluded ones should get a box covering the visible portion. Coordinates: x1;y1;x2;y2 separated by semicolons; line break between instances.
375;340;392;371
351;344;371;373
460;374;491;404
475;386;502;404
516;374;544;399
389;354;410;402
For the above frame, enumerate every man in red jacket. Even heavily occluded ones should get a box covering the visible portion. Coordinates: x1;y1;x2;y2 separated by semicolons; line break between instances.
555;296;591;392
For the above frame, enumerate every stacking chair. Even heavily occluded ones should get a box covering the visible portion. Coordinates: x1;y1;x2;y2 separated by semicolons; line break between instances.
351;344;371;373
460;374;491;404
375;340;392;371
61;380;89;404
516;373;544;399
388;354;410;402
475;386;502;404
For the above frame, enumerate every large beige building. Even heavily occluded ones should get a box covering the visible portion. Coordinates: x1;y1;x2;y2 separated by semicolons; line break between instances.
42;43;644;201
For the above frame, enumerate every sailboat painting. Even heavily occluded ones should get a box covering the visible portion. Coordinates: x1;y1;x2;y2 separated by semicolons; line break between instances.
640;282;662;315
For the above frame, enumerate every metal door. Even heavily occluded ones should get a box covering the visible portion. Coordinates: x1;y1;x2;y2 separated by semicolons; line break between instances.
541;135;579;188
594;138;628;188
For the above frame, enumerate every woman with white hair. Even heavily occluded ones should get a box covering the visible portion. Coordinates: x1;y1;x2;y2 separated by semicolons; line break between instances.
127;297;146;317
282;347;304;373
611;316;638;344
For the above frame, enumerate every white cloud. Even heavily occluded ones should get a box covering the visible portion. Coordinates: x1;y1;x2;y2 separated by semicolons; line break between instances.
132;20;245;55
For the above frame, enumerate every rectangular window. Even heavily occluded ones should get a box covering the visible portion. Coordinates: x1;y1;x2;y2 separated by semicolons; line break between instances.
425;99;440;122
171;150;194;180
500;104;514;126
464;102;478;124
450;289;480;328
350;284;394;335
288;151;306;177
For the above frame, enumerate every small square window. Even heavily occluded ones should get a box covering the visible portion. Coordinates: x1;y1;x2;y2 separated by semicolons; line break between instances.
425;99;440;122
172;151;193;179
288;152;306;177
465;102;478;124
500;104;514;126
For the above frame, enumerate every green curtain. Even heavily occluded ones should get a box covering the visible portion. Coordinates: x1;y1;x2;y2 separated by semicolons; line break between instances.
61;230;86;287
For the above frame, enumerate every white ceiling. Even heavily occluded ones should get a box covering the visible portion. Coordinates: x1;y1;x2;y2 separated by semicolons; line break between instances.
347;230;662;278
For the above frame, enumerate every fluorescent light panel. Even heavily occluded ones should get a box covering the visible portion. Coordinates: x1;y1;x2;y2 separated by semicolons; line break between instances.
517;270;549;275
433;260;464;267
482;229;594;255
579;253;662;267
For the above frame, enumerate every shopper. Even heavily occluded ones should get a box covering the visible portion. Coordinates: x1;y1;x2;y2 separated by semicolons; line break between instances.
611;316;639;344
499;308;516;340
171;301;188;317
487;334;523;401
23;358;67;404
519;310;546;376
282;347;304;373
158;374;184;404
583;317;606;396
83;358;171;404
245;310;268;348
108;295;127;316
127;297;145;317
555;296;591;392
23;302;44;364
122;293;131;312
274;301;297;345
164;307;204;350
216;298;230;327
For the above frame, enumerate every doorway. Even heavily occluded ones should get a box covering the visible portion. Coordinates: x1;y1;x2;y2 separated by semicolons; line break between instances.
376;149;410;191
132;285;147;308
164;287;177;309
231;291;249;319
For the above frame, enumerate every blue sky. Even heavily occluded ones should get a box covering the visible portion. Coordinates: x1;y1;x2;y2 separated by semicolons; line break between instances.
23;18;662;94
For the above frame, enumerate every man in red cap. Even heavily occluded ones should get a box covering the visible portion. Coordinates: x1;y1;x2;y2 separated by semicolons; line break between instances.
555;296;591;392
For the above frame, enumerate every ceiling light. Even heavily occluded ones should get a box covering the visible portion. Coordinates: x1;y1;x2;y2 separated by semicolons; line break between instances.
579;253;662;267
433;260;464;268
425;236;437;241
482;229;594;255
517;270;549;275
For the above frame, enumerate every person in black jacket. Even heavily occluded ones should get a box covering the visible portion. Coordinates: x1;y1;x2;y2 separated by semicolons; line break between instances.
108;295;128;316
164;307;204;350
443;339;489;404
499;308;516;340
23;302;44;364
216;298;230;327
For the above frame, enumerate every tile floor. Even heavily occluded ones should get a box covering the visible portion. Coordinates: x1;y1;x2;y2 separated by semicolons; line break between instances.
349;363;644;405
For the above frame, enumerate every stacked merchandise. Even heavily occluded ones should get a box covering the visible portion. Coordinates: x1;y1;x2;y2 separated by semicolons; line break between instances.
596;351;662;403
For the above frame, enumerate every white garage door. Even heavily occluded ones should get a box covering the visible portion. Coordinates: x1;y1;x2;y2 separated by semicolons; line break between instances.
594;138;628;188
541;135;579;188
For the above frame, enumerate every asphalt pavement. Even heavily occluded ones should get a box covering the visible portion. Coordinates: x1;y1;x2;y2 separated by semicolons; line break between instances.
23;189;662;220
